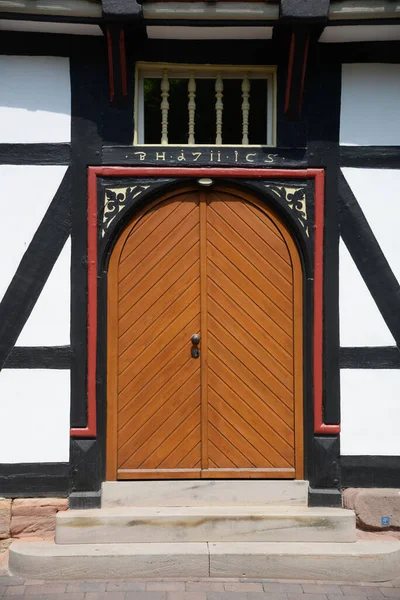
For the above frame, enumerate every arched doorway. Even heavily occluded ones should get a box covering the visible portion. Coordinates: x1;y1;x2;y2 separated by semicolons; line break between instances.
106;184;304;480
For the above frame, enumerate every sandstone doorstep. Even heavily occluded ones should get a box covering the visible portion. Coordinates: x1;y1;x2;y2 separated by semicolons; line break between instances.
56;506;356;544
11;498;68;538
344;488;400;531
0;499;11;540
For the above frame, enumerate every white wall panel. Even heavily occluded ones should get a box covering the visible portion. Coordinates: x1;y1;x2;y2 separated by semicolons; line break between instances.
320;25;400;43
342;168;400;285
0;56;70;143
0;165;68;304
339;239;394;346
341;369;400;456
0;369;70;463
0;20;103;36
340;64;400;146
16;237;71;346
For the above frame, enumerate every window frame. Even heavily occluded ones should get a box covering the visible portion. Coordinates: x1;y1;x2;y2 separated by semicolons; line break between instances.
134;62;277;147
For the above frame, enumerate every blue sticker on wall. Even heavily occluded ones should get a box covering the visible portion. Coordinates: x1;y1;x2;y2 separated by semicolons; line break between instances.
381;516;391;526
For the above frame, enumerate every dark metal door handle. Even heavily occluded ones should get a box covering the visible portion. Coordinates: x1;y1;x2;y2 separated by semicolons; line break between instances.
191;334;200;358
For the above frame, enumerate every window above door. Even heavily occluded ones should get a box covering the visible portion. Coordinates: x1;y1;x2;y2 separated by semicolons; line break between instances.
134;62;277;147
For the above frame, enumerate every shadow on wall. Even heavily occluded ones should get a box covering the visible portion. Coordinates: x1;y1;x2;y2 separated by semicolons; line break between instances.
0;55;71;143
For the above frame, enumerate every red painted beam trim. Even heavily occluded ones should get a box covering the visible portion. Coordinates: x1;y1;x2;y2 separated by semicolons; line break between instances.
70;168;98;438
106;28;115;103
313;170;339;435
71;166;340;438
119;29;128;97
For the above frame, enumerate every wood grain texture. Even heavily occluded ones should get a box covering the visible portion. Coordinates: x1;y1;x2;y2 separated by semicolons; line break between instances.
107;185;303;480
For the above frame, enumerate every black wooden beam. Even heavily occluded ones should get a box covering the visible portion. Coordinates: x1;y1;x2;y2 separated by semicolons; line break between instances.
0;144;70;165
280;0;330;23
101;0;145;106
105;24;129;106
283;28;311;121
340;347;400;369
340;146;400;169
4;346;72;369
339;171;400;348
276;0;331;121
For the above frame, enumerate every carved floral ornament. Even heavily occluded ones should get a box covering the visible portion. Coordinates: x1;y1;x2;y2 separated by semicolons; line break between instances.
267;185;309;237
102;183;308;238
102;185;151;237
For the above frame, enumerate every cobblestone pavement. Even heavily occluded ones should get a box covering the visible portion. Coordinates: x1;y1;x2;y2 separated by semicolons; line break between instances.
1;577;400;600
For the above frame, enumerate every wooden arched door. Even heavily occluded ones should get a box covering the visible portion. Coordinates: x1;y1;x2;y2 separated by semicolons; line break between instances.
106;185;303;480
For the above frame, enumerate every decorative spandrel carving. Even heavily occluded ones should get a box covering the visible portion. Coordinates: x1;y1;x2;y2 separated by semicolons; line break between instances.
102;185;151;237
266;185;309;237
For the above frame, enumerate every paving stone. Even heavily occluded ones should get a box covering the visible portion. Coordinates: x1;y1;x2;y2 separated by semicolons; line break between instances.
224;584;263;592
207;593;248;600
287;594;328;600
379;591;400;598
23;584;67;595
85;594;126;600
186;583;225;592
67;582;107;592
147;583;185;591
4;587;25;596
25;580;46;585
341;588;384;597
23;595;84;600
167;593;206;600
302;585;343;595
248;595;288;600
263;583;303;593
107;582;146;592
0;585;6;596
328;594;368;600
125;594;167;600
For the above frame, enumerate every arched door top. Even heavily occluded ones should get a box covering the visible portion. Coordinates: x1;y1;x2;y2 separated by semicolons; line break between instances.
106;184;304;480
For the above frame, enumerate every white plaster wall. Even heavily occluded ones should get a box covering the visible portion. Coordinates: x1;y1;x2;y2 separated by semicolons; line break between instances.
0;369;70;463
0;167;69;345
320;25;400;43
339;239;394;346
340;64;400;146
342;168;400;284
340;369;400;455
0;20;103;36
0;56;71;143
16;237;71;346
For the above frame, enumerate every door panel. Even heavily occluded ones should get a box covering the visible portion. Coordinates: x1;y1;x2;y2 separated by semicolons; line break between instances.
107;185;303;480
108;192;202;479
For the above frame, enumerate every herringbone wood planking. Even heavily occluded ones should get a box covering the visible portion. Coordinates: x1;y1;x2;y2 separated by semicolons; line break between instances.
107;185;303;480
115;194;201;475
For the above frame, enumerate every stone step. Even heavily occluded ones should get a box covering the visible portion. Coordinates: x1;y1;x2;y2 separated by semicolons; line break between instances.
9;540;400;581
101;480;309;508
55;506;356;544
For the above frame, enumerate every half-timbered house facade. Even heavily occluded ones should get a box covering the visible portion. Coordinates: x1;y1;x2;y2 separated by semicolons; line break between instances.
1;0;400;579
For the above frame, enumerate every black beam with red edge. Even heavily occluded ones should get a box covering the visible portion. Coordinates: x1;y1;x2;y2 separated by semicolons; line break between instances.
101;0;144;106
105;25;128;105
278;0;330;121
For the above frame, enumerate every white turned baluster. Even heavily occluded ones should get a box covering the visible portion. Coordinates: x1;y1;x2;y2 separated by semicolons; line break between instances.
188;74;196;145
215;74;223;145
161;70;170;145
241;75;250;145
